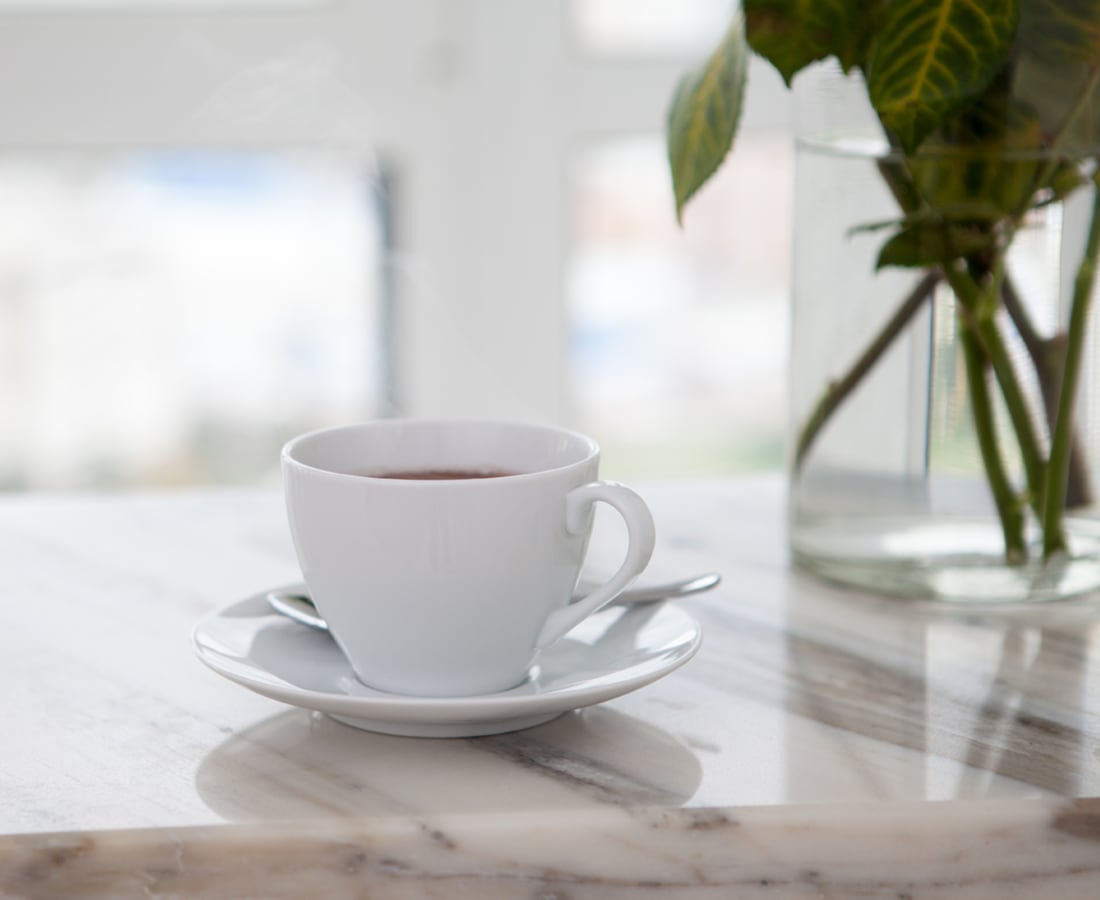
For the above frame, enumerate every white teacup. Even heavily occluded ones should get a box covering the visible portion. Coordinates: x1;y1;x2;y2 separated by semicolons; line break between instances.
282;419;655;697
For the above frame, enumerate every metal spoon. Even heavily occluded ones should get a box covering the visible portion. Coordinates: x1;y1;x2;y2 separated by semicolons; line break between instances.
266;571;721;632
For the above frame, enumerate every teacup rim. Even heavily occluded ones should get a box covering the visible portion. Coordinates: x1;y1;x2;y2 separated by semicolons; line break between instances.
281;418;600;483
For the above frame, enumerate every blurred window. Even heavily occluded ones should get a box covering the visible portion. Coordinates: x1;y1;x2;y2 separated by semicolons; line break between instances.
566;0;792;475
0;1;318;8
0;150;385;488
0;0;792;488
568;134;791;476
570;0;735;56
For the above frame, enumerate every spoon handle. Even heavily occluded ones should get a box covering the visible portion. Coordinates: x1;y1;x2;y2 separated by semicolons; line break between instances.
579;571;721;604
267;571;721;633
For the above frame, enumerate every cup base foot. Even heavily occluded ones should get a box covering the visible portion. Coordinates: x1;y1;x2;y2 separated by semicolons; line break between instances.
328;710;563;738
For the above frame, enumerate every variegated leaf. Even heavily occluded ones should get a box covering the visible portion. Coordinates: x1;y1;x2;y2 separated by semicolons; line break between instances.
744;0;871;84
1019;0;1100;66
868;0;1017;153
667;14;748;221
876;222;997;269
1013;1;1100;152
911;94;1047;218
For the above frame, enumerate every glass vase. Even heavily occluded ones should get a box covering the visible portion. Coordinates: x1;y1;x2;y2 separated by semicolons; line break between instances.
788;70;1100;603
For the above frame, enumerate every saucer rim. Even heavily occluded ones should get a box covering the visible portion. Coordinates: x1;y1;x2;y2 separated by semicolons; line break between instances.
192;590;702;725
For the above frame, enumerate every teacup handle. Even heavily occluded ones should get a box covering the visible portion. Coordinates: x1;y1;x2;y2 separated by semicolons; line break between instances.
534;481;656;649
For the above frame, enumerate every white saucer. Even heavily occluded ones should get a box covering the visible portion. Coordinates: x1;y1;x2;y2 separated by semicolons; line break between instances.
192;590;702;738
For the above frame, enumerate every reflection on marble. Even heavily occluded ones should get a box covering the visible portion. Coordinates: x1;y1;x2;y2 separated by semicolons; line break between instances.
2;479;1100;896
195;707;703;819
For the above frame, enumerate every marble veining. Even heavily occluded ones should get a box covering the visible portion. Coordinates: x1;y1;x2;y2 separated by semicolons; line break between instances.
1;479;1100;896
2;801;1099;898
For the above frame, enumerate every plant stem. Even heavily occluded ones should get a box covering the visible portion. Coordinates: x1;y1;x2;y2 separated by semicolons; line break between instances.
878;154;1049;524
942;261;1049;522
1001;275;1094;508
1042;175;1100;558
958;320;1027;563
793;269;940;472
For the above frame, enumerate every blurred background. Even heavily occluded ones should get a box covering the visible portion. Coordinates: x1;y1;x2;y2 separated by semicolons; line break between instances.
0;0;792;490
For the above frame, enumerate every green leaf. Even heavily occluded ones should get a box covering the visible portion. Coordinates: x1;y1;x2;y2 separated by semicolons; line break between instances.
667;13;748;222
1012;2;1100;153
1047;161;1089;201
847;217;907;237
1019;0;1100;67
909;94;1048;218
1012;54;1100;152
867;0;1017;153
876;222;997;269
743;0;871;84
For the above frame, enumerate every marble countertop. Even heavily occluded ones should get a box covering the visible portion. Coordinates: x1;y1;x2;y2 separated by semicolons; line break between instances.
1;477;1098;897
